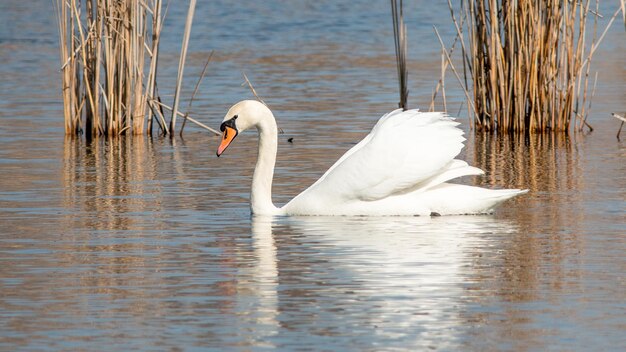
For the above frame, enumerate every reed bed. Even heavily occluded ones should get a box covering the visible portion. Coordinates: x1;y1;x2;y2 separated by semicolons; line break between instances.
445;0;621;133
54;0;216;137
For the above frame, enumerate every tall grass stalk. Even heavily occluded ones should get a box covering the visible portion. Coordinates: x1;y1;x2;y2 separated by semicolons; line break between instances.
447;0;620;133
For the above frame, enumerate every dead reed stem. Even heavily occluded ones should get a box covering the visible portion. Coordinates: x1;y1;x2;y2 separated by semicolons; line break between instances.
152;100;220;135
146;0;163;135
390;0;408;110
430;2;468;112
170;0;197;135
621;0;626;30
446;0;620;133
433;26;478;121
241;73;284;134
613;112;626;139
242;72;268;107
180;51;214;135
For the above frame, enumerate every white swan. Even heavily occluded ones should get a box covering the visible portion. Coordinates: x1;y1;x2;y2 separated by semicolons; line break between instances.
217;100;527;216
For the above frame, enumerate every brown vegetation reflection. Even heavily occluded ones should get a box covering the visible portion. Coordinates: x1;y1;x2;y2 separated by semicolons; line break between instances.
463;132;584;337
468;132;581;193
57;137;247;332
58;136;169;322
62;136;163;231
469;130;584;239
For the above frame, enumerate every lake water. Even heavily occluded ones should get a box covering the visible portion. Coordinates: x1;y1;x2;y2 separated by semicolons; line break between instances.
1;0;625;350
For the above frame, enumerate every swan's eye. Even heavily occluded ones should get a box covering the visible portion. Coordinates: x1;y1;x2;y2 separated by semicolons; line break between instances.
220;116;238;132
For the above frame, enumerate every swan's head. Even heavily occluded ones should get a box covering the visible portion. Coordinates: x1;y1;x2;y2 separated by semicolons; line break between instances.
216;100;271;157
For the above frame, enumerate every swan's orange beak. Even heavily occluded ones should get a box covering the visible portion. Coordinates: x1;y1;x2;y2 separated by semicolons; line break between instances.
217;126;238;157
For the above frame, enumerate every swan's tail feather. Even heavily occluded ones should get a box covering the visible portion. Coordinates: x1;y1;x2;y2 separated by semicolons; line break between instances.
481;188;528;209
421;184;528;215
465;188;528;214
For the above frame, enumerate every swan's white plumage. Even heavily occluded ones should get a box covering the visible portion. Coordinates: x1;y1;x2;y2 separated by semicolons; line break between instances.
218;100;527;216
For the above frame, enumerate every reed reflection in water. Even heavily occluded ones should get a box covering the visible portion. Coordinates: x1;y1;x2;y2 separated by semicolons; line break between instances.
62;136;164;232
469;132;585;248
469;132;584;295
470;132;581;192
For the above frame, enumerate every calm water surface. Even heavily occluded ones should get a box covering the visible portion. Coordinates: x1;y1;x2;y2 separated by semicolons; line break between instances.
1;1;625;351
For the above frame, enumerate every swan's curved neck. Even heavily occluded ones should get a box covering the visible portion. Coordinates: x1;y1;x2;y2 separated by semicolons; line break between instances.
251;111;281;215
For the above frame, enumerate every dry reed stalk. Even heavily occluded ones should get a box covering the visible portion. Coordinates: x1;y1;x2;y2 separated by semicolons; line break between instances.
440;50;447;112
151;100;220;135
148;97;169;135
429;9;469;113
429;28;462;112
131;0;147;135
241;73;284;134
146;0;163;135
390;0;408;110
180;51;214;135
613;113;625;139
170;0;197;135
54;0;75;134
242;72;268;107
433;27;478;121
622;0;626;30
446;0;619;133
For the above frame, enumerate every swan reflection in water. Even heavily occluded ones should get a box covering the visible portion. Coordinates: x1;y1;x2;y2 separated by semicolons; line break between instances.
237;215;520;348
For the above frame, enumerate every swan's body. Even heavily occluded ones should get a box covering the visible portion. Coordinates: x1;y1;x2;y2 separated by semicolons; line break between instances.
217;100;527;216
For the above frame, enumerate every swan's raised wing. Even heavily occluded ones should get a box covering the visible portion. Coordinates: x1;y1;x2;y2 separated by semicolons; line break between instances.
284;109;481;212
